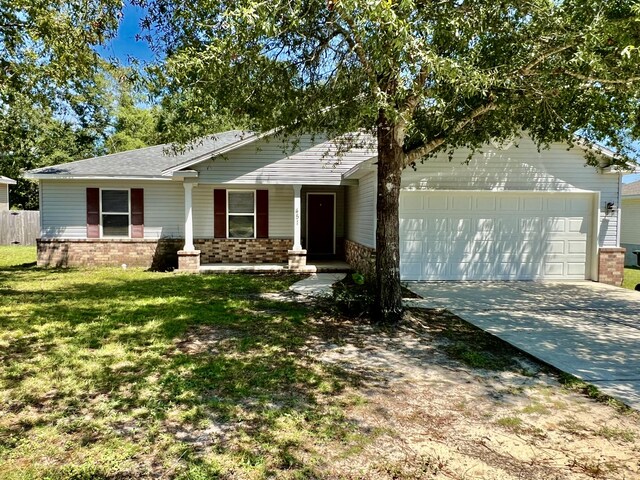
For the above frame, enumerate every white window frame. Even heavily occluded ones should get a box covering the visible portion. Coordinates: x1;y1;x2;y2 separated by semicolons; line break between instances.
100;188;131;238
227;189;256;239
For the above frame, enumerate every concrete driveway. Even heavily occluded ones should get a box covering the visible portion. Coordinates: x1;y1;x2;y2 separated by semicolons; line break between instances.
405;281;640;410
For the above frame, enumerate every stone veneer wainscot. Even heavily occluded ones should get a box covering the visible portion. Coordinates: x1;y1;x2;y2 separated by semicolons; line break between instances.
195;238;293;263
345;239;376;278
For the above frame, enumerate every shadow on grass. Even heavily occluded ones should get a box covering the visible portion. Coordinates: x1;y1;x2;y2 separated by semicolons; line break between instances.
0;263;365;478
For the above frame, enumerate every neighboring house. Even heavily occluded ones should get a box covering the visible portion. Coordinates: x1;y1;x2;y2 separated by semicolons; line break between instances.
24;131;631;285
0;176;16;211
621;180;640;266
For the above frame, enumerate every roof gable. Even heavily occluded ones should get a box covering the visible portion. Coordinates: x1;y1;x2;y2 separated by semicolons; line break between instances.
191;133;376;185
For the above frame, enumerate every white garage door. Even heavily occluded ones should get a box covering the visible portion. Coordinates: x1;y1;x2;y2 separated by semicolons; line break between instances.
400;192;593;281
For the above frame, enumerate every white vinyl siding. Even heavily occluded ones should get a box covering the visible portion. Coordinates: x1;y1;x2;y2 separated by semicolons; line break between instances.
621;198;640;244
346;171;376;248
194;135;375;185
400;191;594;281
193;185;293;239
40;180;184;239
621;197;640;265
400;137;620;248
0;185;8;211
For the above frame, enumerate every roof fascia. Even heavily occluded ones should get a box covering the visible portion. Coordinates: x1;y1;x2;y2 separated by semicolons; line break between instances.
343;158;376;179
24;174;171;181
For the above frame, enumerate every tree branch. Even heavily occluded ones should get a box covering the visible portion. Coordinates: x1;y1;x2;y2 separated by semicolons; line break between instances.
404;102;497;166
329;13;381;98
519;43;576;76
562;70;640;86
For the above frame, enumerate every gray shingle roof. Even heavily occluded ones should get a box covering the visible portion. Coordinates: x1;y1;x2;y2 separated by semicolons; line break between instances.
622;180;640;196
25;130;253;178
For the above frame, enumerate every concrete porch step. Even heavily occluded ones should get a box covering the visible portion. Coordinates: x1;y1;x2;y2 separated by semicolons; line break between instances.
199;261;351;274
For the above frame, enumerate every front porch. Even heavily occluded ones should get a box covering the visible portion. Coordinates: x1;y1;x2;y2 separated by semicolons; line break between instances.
178;181;349;272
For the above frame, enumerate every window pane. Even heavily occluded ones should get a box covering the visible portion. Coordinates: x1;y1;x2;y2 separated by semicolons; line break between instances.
228;191;254;213
228;215;254;238
102;190;128;213
103;214;129;236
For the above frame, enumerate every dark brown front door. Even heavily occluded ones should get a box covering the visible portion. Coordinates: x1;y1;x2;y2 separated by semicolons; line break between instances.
307;193;335;257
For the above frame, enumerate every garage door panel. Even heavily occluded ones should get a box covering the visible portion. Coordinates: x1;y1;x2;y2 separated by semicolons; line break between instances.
547;197;567;211
400;217;425;231
399;192;591;281
522;197;544;212
499;197;519;211
568;218;587;233
543;262;565;276
568;241;586;254
547;218;566;233
402;240;423;254
402;262;423;280
451;218;472;233
425;241;451;253
451;195;473;210
475;196;497;210
567;263;586;276
498;217;519;230
421;263;449;280
401;194;424;210
426;217;450;233
427;196;447;210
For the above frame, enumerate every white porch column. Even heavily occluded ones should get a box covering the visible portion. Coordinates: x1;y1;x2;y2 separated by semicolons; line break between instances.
183;182;195;251
292;184;302;250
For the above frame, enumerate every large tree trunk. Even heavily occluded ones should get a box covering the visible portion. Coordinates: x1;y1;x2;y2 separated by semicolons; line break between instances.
372;112;404;324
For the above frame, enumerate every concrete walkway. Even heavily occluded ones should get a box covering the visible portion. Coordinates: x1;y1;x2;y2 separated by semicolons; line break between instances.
405;281;640;410
290;273;346;297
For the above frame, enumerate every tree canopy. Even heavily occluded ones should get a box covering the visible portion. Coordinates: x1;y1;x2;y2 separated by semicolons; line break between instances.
147;0;640;155
144;0;640;322
0;0;124;208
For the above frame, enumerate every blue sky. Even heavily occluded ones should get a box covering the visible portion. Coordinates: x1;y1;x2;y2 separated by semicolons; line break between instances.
96;3;154;65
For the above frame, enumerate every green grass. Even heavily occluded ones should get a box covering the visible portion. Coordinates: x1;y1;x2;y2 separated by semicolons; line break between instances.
0;246;366;479
0;245;36;268
622;266;640;291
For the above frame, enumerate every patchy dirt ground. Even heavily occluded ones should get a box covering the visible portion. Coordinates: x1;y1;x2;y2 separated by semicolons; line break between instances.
317;310;640;479
174;300;640;480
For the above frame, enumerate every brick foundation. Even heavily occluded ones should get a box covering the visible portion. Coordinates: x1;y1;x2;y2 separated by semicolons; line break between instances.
36;238;183;270
37;237;299;269
195;238;293;263
345;239;376;278
598;247;626;286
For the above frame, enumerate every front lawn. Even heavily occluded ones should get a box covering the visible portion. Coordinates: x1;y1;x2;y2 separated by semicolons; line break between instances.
623;266;640;291
2;245;640;479
0;246;355;479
